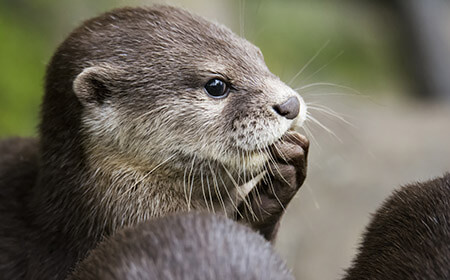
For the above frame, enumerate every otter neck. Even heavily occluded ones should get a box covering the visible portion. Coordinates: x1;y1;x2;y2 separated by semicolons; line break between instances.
31;136;247;248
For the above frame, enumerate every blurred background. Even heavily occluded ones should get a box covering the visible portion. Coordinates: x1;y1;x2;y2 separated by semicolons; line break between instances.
1;0;449;279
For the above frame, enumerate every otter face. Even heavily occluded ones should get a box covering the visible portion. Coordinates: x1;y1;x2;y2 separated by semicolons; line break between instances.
70;6;306;173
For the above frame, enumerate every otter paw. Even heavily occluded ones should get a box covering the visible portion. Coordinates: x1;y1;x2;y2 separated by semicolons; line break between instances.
237;132;309;242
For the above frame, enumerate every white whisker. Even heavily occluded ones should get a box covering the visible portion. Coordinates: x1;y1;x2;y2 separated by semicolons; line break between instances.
298;50;344;84
295;82;361;95
307;113;343;143
288;40;331;86
307;105;356;128
187;155;197;211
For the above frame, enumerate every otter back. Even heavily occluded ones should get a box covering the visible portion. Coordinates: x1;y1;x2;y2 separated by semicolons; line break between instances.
344;173;450;279
68;212;294;280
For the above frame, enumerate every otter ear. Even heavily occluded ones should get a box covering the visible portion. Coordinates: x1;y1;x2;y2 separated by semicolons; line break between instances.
73;65;118;106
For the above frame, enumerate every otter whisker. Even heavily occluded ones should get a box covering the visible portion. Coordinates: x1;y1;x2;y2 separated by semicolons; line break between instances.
259;138;289;211
262;141;279;170
307;113;343;143
200;165;210;212
240;149;251;220
267;144;292;188
217;171;243;219
303;92;354;98
243;148;258;221
250;148;264;206
237;149;245;186
183;159;190;210
208;161;227;216
295;82;361;95
266;171;287;213
247;146;276;218
221;163;258;221
307;105;356;128
272;141;289;164
297;50;344;84
187;155;197;211
133;154;176;186
261;146;277;188
307;102;353;116
242;149;248;184
242;173;267;222
298;121;321;151
296;81;380;104
288;40;330;86
205;170;215;214
256;156;275;217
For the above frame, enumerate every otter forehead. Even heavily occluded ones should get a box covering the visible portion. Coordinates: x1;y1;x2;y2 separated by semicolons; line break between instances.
70;6;268;82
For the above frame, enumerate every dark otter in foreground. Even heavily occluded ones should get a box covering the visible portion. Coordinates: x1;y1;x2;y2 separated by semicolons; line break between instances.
68;212;294;280
344;173;450;279
0;5;308;279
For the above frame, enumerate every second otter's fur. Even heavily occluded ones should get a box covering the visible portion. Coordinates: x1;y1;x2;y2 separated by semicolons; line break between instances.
68;212;294;280
344;173;450;279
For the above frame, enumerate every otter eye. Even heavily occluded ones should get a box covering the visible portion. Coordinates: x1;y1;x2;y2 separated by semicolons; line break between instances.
204;78;229;98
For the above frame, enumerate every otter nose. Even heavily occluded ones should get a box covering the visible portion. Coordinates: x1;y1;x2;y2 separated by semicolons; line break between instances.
273;96;300;120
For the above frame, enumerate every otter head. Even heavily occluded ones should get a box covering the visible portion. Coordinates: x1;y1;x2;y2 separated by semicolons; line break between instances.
46;6;306;178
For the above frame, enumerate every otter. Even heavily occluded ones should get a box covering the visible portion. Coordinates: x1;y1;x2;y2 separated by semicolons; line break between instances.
0;5;308;279
344;173;450;279
67;212;294;280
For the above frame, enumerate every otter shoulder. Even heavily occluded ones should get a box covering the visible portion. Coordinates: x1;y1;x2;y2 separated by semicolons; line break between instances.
0;137;39;278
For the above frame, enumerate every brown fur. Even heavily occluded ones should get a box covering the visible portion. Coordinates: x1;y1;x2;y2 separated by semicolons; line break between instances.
68;212;294;280
344;173;450;279
0;138;38;280
0;5;308;279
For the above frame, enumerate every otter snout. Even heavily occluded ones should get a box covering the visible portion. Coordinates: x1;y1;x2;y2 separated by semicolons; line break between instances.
273;96;300;120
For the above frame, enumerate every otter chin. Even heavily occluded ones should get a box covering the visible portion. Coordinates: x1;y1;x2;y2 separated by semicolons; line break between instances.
0;5;309;279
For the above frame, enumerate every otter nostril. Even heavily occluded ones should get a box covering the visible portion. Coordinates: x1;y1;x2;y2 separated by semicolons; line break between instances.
273;96;300;120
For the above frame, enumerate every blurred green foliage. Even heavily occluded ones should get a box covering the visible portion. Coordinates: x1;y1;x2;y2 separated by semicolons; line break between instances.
245;0;403;92
0;0;120;137
0;0;405;138
0;7;48;136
